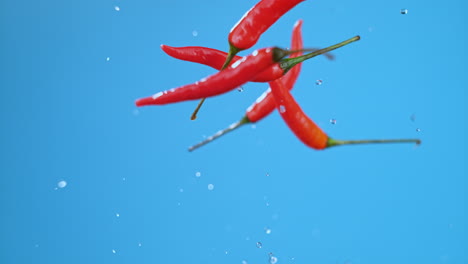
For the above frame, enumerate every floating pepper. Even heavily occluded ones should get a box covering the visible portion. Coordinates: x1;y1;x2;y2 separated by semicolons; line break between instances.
137;36;358;107
268;79;421;149
136;47;290;106
160;44;333;83
224;0;305;68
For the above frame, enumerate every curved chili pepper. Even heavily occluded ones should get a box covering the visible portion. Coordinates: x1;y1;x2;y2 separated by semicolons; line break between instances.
135;47;292;106
223;0;305;69
268;79;421;149
188;19;304;152
160;44;334;83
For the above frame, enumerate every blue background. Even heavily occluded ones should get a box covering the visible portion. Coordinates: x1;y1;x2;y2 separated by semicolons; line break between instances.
1;0;466;263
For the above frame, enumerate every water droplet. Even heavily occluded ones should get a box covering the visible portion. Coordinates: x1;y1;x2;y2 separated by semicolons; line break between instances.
416;128;421;132
237;86;244;92
122;177;127;181
251;124;256;129
279;105;286;113
265;228;272;234
112;249;117;254
114;6;120;11
195;171;201;177
315;79;323;85
400;9;408;14
106;57;111;61
330;119;337;125
192;30;198;37
256;242;262;248
269;253;278;264
179;188;184;193
57;180;67;188
138;242;142;247
207;184;214;191
242;260;248;264
116;213;120;218
266;172;270;177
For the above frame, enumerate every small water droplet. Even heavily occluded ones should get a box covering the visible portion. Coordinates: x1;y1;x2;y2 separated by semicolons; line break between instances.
225;250;229;254
122;177;126;181
179;188;184;193
242;260;248;264
256;242;262;248
279;105;286;113
269;253;278;264
416;128;421;132
106;57;111;61
192;30;198;37
112;249;117;254
400;9;408;14
251;124;256;129
266;202;270;207
330;119;337;125
207;184;214;191
57;180;67;188
195;171;201;177
315;79;323;85
116;213;120;218
237;86;244;92
265;228;272;234
266;172;270;177
138;242;142;247
114;6;120;11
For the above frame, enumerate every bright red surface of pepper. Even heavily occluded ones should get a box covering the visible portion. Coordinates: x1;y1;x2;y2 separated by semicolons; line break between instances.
135;47;288;106
229;0;305;51
246;19;303;122
269;79;329;150
160;45;284;83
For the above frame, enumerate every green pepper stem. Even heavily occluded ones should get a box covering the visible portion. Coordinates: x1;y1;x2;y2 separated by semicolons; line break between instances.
191;45;240;120
188;116;250;152
326;137;421;148
280;35;360;73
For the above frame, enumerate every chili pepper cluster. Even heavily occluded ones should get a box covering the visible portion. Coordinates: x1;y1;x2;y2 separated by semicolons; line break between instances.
135;0;420;151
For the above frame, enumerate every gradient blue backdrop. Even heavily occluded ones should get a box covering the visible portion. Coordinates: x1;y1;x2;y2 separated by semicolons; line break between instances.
1;0;466;263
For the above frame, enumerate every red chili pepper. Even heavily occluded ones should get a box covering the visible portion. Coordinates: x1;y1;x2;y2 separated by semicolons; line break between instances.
160;44;284;83
223;0;305;68
160;44;334;83
268;79;421;149
135;47;292;106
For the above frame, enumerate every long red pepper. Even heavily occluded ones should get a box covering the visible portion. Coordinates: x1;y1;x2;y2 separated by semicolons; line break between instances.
188;19;304;151
160;44;333;83
135;47;291;106
269;79;421;149
224;0;305;68
191;0;305;120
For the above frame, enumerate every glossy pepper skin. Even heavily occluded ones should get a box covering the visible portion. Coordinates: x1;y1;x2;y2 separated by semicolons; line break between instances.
269;78;329;150
246;19;303;122
135;47;289;106
229;0;305;51
160;45;284;83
